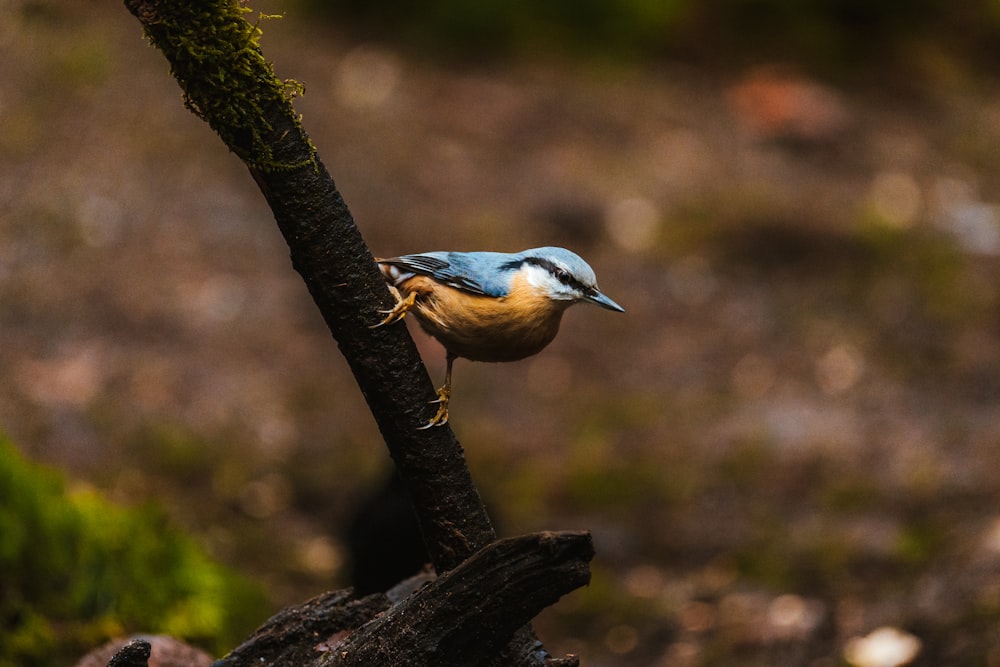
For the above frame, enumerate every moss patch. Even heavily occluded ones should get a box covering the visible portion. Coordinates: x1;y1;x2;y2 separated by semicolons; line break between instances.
0;435;269;666
130;0;313;172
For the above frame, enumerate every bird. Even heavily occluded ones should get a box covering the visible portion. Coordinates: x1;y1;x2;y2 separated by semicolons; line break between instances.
372;246;624;428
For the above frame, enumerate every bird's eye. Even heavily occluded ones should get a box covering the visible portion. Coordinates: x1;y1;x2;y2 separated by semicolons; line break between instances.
554;268;572;284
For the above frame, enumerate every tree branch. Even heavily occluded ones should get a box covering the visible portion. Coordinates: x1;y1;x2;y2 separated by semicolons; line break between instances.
206;532;591;667
326;531;592;667
88;532;592;667
217;590;390;667
120;2;593;664
122;0;493;573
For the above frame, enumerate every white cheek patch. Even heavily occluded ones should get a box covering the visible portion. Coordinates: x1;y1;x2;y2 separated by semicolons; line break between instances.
521;264;553;292
520;263;578;301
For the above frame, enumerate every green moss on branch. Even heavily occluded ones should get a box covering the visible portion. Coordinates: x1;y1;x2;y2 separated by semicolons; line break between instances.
128;0;313;172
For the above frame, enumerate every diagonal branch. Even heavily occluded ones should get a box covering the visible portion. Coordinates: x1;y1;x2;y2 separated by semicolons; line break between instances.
120;3;593;665
122;0;494;573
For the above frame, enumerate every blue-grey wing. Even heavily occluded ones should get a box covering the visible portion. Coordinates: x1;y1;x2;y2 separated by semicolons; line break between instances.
378;252;506;297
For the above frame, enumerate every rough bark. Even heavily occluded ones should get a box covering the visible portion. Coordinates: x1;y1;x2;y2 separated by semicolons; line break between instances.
106;641;150;667
325;532;593;667
123;0;493;574
217;590;391;667
87;532;592;667
118;2;594;665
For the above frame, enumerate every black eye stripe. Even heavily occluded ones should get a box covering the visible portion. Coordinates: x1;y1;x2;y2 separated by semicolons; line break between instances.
515;257;587;292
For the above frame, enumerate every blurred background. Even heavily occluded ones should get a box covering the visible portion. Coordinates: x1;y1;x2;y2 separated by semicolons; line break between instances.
3;0;1000;665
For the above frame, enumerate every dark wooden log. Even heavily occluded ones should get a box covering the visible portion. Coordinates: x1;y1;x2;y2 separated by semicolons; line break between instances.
216;590;390;667
323;531;593;667
94;532;592;667
324;532;594;667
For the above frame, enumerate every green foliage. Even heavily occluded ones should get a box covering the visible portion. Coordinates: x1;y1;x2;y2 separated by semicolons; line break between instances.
0;435;269;667
298;0;690;61
297;0;1000;70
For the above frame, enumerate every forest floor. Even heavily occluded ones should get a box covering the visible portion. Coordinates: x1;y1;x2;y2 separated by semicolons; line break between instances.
3;3;1000;666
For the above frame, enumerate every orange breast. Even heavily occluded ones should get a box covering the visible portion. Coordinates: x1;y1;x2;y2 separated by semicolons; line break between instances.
396;274;569;362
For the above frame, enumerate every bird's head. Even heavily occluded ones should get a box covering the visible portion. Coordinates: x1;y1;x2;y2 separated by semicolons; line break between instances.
512;247;624;312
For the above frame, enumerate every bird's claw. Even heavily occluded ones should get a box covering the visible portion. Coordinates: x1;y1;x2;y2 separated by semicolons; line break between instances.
417;385;451;429
370;289;416;328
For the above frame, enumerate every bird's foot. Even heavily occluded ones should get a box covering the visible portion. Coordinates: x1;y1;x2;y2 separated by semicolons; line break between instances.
370;288;416;328
417;385;451;429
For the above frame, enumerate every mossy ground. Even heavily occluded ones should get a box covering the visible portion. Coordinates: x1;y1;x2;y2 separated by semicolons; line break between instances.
0;436;268;666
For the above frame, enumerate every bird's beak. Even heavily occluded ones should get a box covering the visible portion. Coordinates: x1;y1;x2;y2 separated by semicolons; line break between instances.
586;289;625;312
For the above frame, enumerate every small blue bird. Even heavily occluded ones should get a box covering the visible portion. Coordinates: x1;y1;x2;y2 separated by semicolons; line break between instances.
373;247;624;427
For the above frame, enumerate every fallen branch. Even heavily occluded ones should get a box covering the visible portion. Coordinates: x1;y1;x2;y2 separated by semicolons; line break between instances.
326;532;593;667
88;532;592;667
217;590;390;667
